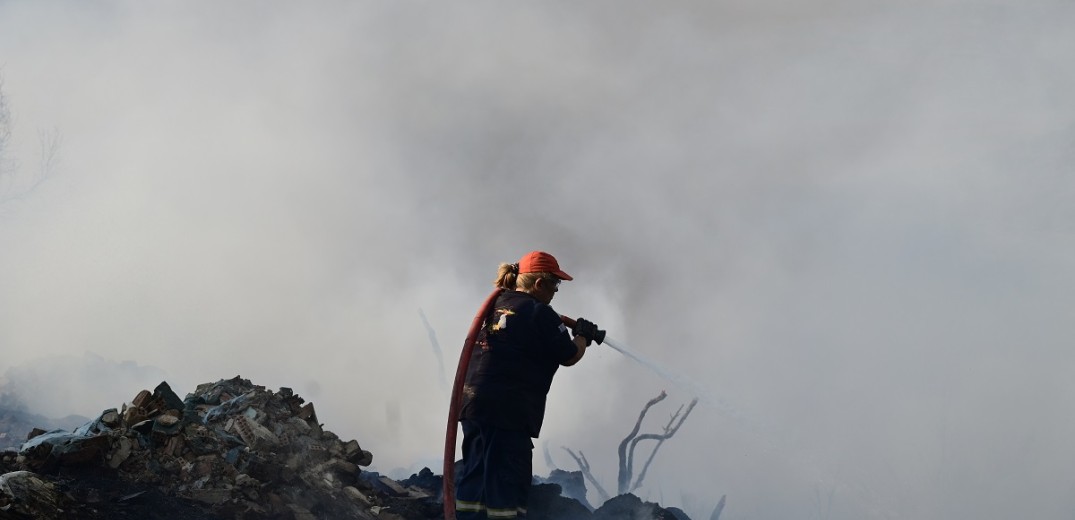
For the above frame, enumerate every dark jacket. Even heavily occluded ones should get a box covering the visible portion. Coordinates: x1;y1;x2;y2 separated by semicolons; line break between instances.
459;290;579;437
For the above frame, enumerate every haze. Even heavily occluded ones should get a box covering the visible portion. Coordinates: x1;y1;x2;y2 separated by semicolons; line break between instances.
2;2;1073;519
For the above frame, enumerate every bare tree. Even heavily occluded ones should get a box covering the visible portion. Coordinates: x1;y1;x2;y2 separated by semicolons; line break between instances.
0;74;62;204
615;391;668;493
620;392;698;494
563;390;698;501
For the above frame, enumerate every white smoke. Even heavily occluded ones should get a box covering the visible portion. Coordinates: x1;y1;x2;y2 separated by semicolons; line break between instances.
2;1;1074;518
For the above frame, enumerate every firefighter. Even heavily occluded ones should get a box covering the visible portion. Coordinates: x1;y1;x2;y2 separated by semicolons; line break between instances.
455;251;601;519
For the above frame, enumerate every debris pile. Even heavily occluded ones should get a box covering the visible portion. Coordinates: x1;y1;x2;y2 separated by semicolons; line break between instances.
0;376;692;519
1;376;434;519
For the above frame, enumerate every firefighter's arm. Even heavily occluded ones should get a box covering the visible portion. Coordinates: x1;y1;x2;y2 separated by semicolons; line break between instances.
562;335;588;366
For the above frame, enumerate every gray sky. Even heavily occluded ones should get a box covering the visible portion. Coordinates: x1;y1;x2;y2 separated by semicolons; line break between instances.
2;1;1074;518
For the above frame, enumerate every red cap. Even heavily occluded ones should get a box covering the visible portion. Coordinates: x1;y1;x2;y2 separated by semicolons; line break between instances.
518;251;573;281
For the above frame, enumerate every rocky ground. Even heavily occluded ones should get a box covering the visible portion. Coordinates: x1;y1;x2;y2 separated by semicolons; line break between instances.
0;376;689;519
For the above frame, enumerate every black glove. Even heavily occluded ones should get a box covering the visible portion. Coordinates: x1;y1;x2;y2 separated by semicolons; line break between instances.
572;318;601;346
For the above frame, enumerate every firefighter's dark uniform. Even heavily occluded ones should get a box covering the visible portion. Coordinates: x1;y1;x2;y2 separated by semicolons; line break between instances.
456;290;579;519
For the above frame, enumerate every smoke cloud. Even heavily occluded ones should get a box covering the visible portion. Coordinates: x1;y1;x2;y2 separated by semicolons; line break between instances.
2;1;1073;518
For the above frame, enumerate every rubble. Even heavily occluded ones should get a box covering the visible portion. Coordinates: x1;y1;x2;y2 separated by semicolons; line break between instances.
535;469;592;509
590;494;686;520
0;376;693;519
0;470;66;519
2;377;390;519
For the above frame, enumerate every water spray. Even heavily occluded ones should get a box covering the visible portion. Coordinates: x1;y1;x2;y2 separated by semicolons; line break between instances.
563;317;761;438
561;316;741;417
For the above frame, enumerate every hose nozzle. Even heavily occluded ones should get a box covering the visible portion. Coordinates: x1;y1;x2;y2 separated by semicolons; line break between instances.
592;328;606;345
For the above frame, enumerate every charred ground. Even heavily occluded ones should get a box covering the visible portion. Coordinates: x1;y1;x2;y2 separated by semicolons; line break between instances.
0;377;693;520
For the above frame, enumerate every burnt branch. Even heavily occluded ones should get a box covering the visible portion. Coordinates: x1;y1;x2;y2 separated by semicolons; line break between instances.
710;494;726;520
628;397;698;492
618;391;667;494
563;390;698;500
542;441;558;471
562;447;610;503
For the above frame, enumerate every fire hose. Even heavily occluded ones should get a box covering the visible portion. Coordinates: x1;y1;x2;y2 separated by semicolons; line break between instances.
442;288;502;520
441;290;604;519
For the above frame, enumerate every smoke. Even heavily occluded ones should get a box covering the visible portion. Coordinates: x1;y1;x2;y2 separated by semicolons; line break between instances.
2;1;1074;518
0;352;166;419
